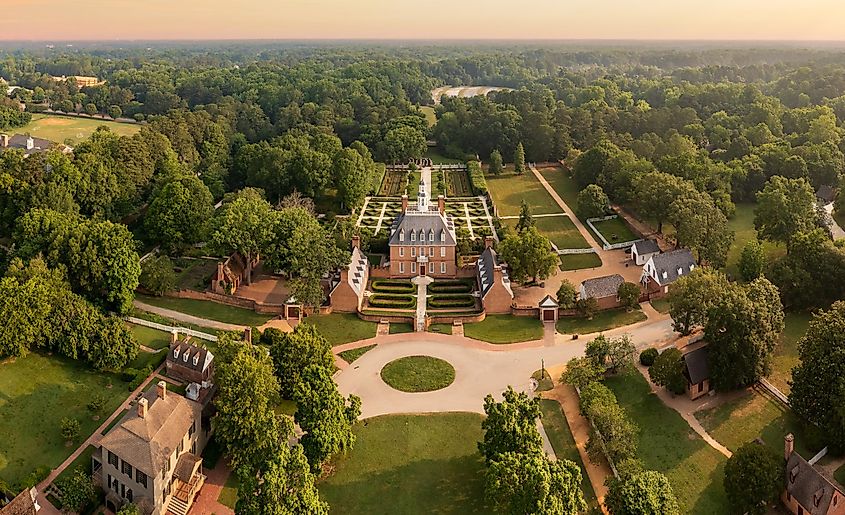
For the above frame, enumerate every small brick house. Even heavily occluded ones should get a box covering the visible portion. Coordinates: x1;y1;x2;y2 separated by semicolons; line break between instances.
329;236;370;313
165;335;214;385
210;252;258;295
579;274;625;310
783;434;845;515
681;341;711;400
476;238;514;314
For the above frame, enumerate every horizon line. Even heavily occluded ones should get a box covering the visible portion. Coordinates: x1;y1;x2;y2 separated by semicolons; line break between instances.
2;37;845;44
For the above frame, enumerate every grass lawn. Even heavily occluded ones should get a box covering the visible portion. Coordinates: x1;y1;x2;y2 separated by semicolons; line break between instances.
556;308;647;335
725;203;785;279
129;323;171;350
428;323;453;335
380;356;455;392
538;399;598;509
419;106;437;127
463;314;544;344
650;298;671;314
505;215;591;250
559;252;603;271
694;389;819;458
15;113;140;145
338;344;377;364
589;217;639;246
768;311;811;393
218;470;239;509
52;445;96;487
532;369;554;393
424;148;463;165
605;372;731;514
319;413;489;514
486;172;562;216
538;166;580;212
136;294;273;326
304;313;376;346
389;322;414;334
0;352;126;489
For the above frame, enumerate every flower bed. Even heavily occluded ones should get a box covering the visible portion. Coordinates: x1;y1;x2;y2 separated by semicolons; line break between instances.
427;294;476;309
371;280;415;294
369;294;416;309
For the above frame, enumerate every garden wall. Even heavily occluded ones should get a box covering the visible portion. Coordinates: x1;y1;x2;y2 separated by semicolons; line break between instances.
165;289;285;315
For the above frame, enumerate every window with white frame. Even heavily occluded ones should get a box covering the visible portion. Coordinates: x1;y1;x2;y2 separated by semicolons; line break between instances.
440;246;445;257
399;262;404;274
411;231;416;242
429;247;433;256
411;247;416;257
411;263;416;274
399;247;405;257
440;262;446;274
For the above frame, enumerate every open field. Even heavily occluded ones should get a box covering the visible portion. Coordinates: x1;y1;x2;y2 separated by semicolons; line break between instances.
725;203;786;279
694;389;819;458
589;216;639;246
559;252;603;271
0;352;126;489
15;113;139;145
768;311;811;393
424;148;464;165
319;413;489;514
304;313;376;346
486;172;562;216
431;85;511;103
505;215;591;250
538;399;599;508
136;294;274;326
605;372;731;514
538;166;581;213
419;106;437;127
556;308;647;335
463;314;543;344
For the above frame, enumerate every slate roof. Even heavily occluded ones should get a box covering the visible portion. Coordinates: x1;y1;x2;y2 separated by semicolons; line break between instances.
1;134;55;155
645;249;696;286
0;488;38;515
388;210;456;246
786;450;843;514
477;247;513;299
682;346;710;384
99;386;202;477
346;246;369;296
581;274;624;299
632;239;660;256
168;340;214;374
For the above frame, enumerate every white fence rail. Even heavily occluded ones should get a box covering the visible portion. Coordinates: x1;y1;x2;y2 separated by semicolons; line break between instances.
126;316;218;342
758;377;789;406
557;247;597;255
586;214;642;250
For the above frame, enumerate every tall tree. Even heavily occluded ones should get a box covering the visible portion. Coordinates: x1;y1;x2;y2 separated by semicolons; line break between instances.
754;176;817;249
516;200;535;233
498;226;558;284
211;189;276;285
606;471;680;515
667;268;731;335
634;172;696;233
145;175;214;251
724;443;782;515
738;239;765;282
484;451;586;515
478;386;543;463
576;184;610;219
514;142;526;175
489;149;504;176
266;324;334;399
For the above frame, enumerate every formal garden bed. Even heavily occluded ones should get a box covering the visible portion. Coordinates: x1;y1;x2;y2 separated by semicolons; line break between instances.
445;169;473;196
320;413;488;513
429;279;474;294
370;279;415;294
368;293;416;309
379;170;407;196
427;294;476;309
380;356;456;392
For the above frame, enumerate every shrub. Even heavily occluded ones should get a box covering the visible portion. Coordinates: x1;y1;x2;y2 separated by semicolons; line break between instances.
58;468;96;513
368;294;415;309
60;417;81;442
639;348;659;366
87;394;106;413
579;381;617;417
139;255;176;295
370;280;414;293
468;160;488;194
427;294;476;308
648;348;687;395
128;365;153;391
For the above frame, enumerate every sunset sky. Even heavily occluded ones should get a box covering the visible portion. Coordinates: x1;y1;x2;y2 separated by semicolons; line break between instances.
1;0;844;41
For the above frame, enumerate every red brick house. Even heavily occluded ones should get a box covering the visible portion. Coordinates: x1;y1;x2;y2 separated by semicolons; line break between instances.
329;236;370;313
579;274;625;310
166;336;214;385
476;238;514;314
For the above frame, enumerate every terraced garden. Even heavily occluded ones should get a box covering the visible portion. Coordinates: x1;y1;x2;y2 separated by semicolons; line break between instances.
359;197;495;239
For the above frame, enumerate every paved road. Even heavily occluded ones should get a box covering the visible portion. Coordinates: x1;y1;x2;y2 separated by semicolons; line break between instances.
335;315;674;419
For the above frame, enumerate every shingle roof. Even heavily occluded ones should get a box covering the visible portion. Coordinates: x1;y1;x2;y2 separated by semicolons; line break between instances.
786;451;843;514
0;488;38;515
477;247;513;299
167;341;213;374
388;208;457;247
581;274;624;299
632;239;660;256
1;134;55;155
646;249;696;286
682;346;710;384
99;386;201;476
539;295;558;308
347;246;369;297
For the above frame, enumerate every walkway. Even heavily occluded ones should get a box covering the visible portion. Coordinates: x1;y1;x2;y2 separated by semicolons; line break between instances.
133;300;246;332
412;275;432;332
189;458;234;515
36;363;168;514
824;203;845;239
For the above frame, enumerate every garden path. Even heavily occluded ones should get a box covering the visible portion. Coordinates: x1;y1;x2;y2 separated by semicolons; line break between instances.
133;300;246;331
189;458;234;515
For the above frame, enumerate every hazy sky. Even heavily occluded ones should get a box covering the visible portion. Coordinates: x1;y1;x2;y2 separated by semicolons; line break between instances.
2;0;844;41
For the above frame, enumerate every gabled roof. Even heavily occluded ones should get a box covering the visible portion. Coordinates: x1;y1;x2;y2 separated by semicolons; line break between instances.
632;239;660;255
0;487;38;515
99;386;202;476
168;340;214;374
682;346;710;384
646;249;696;286
346;246;369;296
477;246;513;299
1;134;55;155
388;211;456;246
539;295;559;308
786;450;844;514
581;274;624;299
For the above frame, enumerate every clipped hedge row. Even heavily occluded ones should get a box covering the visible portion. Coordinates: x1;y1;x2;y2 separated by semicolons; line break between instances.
468;160;487;195
429;280;474;294
369;294;415;309
371;280;415;293
428;294;476;309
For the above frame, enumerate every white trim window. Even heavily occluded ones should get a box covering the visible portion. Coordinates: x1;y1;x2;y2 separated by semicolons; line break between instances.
411;263;417;274
399;247;405;257
411;247;416;257
399;262;405;274
440;246;446;257
429;246;434;257
440;262;446;274
411;231;416;242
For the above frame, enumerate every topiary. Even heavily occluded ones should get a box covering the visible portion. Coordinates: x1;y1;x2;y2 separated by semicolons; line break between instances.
639;348;659;366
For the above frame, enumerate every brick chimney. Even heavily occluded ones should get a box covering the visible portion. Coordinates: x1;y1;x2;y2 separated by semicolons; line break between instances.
785;433;794;460
244;327;252;343
438;195;445;215
0;134;8;148
171;330;179;345
485;236;495;249
157;380;167;399
401;194;409;213
137;398;148;419
351;235;361;250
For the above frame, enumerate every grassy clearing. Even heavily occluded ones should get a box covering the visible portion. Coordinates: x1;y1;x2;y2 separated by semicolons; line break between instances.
463;314;544;344
380;356;456;392
338;344;377;364
504;215;590;250
605;372;731;514
556;308;647;335
428;324;453;335
218;471;239;509
136;294;273;326
538;399;598;508
650;298;671;314
15;113;139;145
694;389;818;458
487;172;562;216
768;311;811;393
559;252;603;271
319;413;489;514
304;313;376;346
538;166;580;212
389;323;415;334
589;217;639;245
725;203;785;279
129;323;171;350
0;353;126;488
419;106;437;127
424;148;463;165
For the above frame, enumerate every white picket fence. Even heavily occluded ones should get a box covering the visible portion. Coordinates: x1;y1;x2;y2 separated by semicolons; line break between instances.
127;316;218;342
557;248;597;255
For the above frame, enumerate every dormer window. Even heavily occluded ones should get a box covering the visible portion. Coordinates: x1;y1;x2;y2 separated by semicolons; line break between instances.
661;271;668;280
183;351;189;362
173;349;180;359
193;354;200;366
399;230;405;242
419;230;425;241
677;267;683;276
411;231;416;242
690;264;695;270
429;230;434;242
440;230;446;242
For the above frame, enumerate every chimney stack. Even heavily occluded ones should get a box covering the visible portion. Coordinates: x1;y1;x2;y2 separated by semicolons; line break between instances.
485;236;495;249
785;433;794;460
171;330;179;345
438;195;445;215
25;136;34;150
244;327;253;343
401;194;409;213
157;380;167;400
137;398;148;419
0;134;8;148
351;235;361;250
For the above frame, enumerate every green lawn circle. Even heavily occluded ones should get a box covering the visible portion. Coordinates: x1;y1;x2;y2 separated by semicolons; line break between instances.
380;355;456;392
